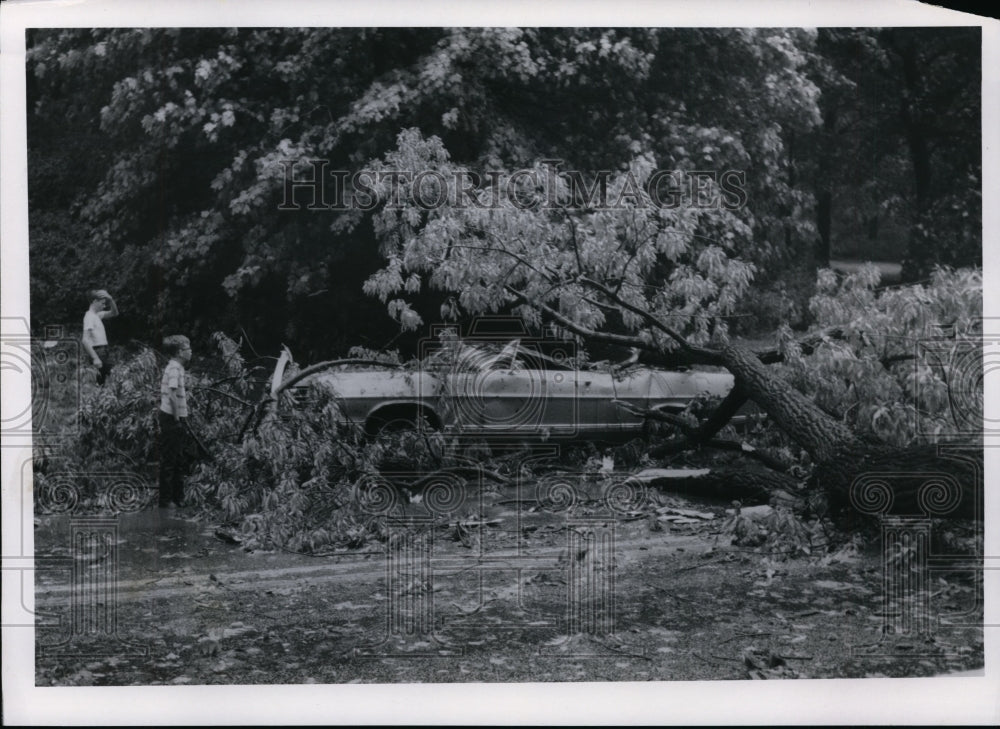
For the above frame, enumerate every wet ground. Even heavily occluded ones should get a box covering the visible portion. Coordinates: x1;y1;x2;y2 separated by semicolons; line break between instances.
33;483;985;685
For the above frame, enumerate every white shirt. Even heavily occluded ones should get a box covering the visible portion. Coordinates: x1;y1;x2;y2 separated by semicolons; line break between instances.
160;359;189;417
83;310;108;347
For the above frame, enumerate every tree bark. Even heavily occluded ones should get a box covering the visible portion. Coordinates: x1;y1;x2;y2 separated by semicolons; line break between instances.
815;189;832;268
635;466;799;505
650;436;790;473
719;344;858;463
812;441;981;520
700;344;979;520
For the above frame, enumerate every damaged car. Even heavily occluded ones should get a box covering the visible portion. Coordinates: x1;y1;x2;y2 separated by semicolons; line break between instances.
291;337;739;442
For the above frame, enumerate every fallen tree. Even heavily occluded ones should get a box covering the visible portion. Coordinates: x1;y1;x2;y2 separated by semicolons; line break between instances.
716;341;980;519
601;283;981;519
614;335;981;519
359;138;983;523
504;270;983;520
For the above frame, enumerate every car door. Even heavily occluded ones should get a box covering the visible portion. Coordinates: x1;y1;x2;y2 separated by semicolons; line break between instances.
443;341;538;437
606;369;656;435
444;340;584;438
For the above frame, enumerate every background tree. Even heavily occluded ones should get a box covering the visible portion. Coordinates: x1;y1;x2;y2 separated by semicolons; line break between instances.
806;27;981;278
28;27;980;356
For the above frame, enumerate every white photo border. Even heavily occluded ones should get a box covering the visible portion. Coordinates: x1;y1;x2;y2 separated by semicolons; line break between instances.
2;0;998;724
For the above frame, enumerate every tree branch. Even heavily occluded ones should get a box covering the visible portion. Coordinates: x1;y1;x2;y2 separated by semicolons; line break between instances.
756;329;844;364
650;436;791;472
612;399;789;472
273;358;402;397
613;229;659;297
567;214;584;277
691;385;751;442
239;357;403;439
507;282;903;378
447;242;557;284
189;386;254;408
505;285;665;353
577;275;724;364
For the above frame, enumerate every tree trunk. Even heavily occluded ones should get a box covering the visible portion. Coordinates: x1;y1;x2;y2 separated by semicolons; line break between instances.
812;442;981;521
704;344;980;520
816;190;832;268
814;106;837;268
719;344;858;463
633;466;800;505
529;287;981;522
887;28;935;282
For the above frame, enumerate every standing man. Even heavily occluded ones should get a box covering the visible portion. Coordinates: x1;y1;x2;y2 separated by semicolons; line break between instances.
82;288;119;385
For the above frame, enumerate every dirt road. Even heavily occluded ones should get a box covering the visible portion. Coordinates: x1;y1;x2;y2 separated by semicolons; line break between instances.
33;487;983;685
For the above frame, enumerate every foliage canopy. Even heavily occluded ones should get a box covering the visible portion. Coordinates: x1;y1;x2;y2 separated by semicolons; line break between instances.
27;27;981;355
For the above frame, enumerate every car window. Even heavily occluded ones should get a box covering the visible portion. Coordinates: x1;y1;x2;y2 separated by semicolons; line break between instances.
425;339;574;372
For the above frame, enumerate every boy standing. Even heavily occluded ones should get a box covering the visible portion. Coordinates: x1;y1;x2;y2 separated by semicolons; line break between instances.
82;289;119;385
158;335;192;508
